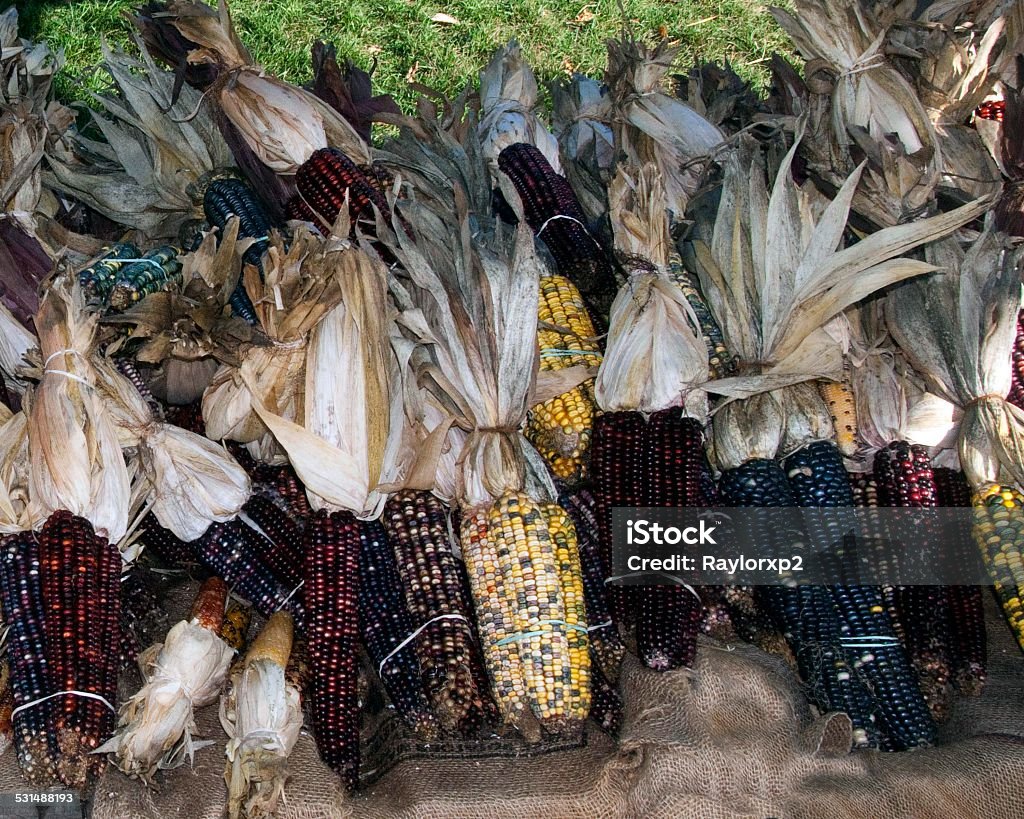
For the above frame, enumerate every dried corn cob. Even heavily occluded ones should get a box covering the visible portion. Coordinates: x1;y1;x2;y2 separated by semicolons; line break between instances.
99;578;234;781
119;567;167;669
221;610;303;819
787;442;935;751
220;600;253;653
286;194;319;225
203;178;272;324
497;143;618;322
108;245;183;311
303;510;361;790
295;148;392;235
559;489;625;681
873;441;953;721
1007;311;1024;411
972;485;1024;652
114;357;164;420
718;586;791;661
524;274;602;485
588;661;622;735
78;242;141;302
139;512;194;566
266;464;313;520
665;258;732;378
383;490;494;735
243;495;305;589
975;100;1005;122
933;467;986;695
39;511;121;787
357;519;438;739
819;375;858;458
0;532;59;785
460;507;539;741
191;520;305;623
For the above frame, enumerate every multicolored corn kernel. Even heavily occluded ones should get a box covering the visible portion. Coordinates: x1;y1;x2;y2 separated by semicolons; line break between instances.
666;257;732;378
108;245;183;311
972;485;1024;652
219;599;253;653
77;242;141;302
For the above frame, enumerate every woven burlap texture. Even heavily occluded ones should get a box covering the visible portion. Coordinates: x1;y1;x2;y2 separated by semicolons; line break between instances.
2;590;1021;819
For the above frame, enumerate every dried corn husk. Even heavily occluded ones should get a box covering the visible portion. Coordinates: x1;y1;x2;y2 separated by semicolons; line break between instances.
26;280;130;540
220;612;302;819
202;227;342;462
97;618;234;782
676;61;769;136
92;355;248;541
772;0;943;227
0;300;35;394
596;164;708;418
104;219;256;404
0;410;40;533
551;75;614;225
688;129;990;469
251;241;403;518
886;226;1024;488
160;0;368;173
1;7;68;216
478;42;562;181
44;39;232;240
605;39;724;222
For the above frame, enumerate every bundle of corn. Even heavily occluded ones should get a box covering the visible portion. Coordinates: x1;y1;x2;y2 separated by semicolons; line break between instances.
98;577;235;782
886;227;1024;652
478;42;562;183
771;0;944;228
0;511;121;788
383;154;591;741
103;218;258;405
591;163;715;672
43;39;232;242
248;243;403;788
688;131;986;748
357;519;439;738
605;38;724;224
550;75;614;226
876;0;1017;205
497;143;619;326
382;489;495;736
219;611;303;819
146;0;368;178
203;225;342;464
26;280;131;542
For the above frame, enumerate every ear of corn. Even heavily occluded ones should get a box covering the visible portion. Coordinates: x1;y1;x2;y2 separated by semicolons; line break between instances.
303;510;361;790
665;258;732;379
108;245;183;311
972;485;1024;652
356;518;439;739
219;600;253;653
295;148;395;235
383;489;494;736
77;242;141;303
497;143;619;323
524;274;602;485
1008;311;1024;411
242;495;306;589
818;376;858;458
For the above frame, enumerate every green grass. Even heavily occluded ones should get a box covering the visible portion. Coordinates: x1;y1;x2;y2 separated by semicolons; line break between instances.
16;0;793;110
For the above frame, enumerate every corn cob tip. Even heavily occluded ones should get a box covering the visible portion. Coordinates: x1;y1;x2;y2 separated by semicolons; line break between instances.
246;611;294;669
191;577;229;632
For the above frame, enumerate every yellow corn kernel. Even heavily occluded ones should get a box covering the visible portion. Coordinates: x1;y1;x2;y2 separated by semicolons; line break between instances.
219;600;252;652
972;484;1024;650
246;611;294;669
818;374;858;457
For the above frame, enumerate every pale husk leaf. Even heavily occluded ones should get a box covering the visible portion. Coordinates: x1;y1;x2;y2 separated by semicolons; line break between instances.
478;42;562;179
27;280;130;541
97;620;234;781
886;227;1024;487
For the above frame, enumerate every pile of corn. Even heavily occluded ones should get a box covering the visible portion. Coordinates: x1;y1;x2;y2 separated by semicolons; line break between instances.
0;0;1022;804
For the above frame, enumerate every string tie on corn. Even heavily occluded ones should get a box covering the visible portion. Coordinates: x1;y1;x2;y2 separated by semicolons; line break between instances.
43;348;92;388
377;613;470;676
12;689;116;718
604;570;700;601
496;619;588;646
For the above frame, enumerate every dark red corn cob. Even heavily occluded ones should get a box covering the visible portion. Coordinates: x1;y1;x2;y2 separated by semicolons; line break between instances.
304;509;361;790
560;488;625;681
873;442;954;721
118;566;167;670
383;490;495;735
588;661;623;735
243;495;306;589
296;148;394;235
637;410;711;671
975;100;1005;122
190;520;306;623
933;467;987;695
1007;311;1024;411
139;512;194;566
270;464;313;520
357;519;438;739
497;143;619;323
164;400;205;434
38;512;121;787
590;411;647;627
0;532;59;785
286;195;319;225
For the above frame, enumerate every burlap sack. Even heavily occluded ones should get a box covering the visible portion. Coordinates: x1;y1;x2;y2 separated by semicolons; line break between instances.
3;584;1021;819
